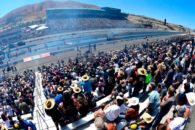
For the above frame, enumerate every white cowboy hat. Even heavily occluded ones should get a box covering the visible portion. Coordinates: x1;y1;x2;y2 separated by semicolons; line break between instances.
57;86;64;92
81;74;90;81
186;92;195;106
137;68;147;76
128;97;139;107
43;98;55;110
73;86;82;94
116;96;123;100
70;83;78;89
141;112;154;124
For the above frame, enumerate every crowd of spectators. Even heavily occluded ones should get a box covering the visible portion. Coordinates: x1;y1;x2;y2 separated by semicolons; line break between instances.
0;34;194;130
0;69;36;130
37;35;195;130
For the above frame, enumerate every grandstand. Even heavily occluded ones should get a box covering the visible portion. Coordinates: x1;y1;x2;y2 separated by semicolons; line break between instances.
46;7;135;30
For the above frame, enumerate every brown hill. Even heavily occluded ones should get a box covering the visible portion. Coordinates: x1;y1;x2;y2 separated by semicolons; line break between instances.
0;0;100;25
0;0;189;32
128;14;189;32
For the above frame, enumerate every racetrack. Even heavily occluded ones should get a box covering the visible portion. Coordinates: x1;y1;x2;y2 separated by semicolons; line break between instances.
1;28;182;69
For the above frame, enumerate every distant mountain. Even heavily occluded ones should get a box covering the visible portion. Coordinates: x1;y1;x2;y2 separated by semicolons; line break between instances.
0;0;189;32
0;0;100;25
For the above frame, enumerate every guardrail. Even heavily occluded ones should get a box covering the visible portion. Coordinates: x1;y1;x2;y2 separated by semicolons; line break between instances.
36;109;49;130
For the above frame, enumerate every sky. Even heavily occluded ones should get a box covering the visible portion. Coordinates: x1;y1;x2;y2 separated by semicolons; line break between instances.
0;0;195;29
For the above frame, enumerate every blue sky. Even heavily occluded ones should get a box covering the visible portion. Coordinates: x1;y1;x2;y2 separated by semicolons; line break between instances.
0;0;194;29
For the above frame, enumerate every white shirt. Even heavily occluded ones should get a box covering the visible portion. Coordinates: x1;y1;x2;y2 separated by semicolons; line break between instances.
6;105;14;117
169;117;185;130
119;104;128;114
104;105;120;121
2;119;11;128
179;79;194;93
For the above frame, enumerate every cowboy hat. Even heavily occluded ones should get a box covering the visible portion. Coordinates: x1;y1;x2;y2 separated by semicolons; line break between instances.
124;57;128;62
166;52;172;57
147;65;153;71
1;126;8;130
141;112;154;124
137;68;147;76
186;92;195;106
81;74;90;81
73;86;82;94
43;98;55;110
70;83;78;89
128;97;139;107
57;86;64;92
17;92;21;97
118;71;125;77
116;96;123;100
115;68;122;73
116;68;124;76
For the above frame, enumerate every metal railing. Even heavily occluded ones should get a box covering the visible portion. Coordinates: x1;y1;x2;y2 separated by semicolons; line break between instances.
36;109;49;130
34;72;49;130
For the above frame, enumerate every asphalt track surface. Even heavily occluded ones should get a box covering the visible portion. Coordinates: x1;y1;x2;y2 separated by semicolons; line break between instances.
1;28;181;69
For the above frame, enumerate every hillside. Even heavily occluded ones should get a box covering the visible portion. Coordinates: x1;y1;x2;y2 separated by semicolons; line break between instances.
128;14;189;32
0;0;100;25
0;0;190;32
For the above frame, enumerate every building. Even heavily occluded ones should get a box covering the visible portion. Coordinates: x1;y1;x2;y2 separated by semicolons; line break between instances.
46;7;132;30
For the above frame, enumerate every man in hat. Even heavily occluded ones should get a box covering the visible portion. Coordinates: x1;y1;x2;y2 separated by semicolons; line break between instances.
80;74;92;93
132;68;146;97
44;98;64;130
125;97;140;121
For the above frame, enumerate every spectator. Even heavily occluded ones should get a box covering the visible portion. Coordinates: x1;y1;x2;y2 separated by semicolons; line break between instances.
104;103;120;122
80;74;92;93
125;97;140;121
94;116;106;130
13;115;36;130
147;82;160;116
157;82;167;101
152;86;175;129
1;113;12;128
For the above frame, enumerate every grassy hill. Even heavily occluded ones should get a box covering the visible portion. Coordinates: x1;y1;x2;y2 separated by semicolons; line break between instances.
128;14;189;32
0;0;190;32
0;0;99;26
